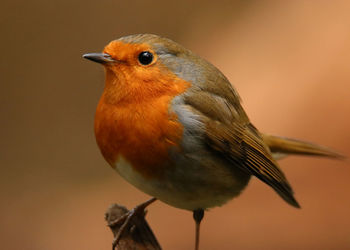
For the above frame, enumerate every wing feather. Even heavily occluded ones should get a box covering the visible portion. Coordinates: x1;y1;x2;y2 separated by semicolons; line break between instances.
183;89;300;208
205;120;300;207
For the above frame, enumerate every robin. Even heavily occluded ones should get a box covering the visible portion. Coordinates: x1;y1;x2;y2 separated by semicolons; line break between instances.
83;34;342;250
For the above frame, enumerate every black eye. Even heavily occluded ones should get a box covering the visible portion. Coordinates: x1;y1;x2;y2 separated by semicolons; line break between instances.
138;51;153;65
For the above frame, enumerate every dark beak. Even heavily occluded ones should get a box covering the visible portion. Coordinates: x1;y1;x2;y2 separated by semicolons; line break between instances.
83;53;115;64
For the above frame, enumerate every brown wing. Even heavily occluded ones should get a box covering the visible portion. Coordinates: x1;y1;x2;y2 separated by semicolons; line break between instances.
183;88;300;208
205;120;300;208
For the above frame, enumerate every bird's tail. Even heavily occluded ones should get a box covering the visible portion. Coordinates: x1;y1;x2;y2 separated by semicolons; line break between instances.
262;134;344;160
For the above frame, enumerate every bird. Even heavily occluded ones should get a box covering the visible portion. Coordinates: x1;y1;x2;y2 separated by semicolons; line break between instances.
83;34;342;250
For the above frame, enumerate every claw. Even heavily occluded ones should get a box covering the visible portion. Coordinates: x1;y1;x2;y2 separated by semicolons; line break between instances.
108;198;157;250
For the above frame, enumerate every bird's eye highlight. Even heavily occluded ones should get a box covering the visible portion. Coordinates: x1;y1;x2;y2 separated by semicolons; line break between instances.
138;51;154;65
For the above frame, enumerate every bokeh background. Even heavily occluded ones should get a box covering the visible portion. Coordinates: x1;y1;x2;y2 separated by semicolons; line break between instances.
1;1;350;249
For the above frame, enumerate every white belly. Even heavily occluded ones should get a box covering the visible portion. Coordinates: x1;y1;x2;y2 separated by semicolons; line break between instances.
114;156;250;211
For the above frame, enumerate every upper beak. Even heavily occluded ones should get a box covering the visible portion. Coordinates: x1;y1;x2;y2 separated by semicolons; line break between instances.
83;53;115;64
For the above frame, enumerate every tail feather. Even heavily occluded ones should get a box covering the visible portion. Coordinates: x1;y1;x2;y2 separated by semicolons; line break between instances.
262;134;344;159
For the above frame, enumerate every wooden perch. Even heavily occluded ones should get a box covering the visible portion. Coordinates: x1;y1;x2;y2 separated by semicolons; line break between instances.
105;204;162;250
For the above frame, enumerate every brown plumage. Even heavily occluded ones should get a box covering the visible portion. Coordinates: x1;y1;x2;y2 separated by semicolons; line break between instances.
83;34;343;250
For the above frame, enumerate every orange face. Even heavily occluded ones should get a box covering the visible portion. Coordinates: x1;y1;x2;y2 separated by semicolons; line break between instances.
101;41;185;105
94;40;191;178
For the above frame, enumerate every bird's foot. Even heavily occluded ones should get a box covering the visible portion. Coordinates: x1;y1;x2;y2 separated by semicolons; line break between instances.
108;197;157;250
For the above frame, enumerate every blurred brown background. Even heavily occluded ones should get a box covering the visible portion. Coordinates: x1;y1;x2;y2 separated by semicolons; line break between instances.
1;1;349;249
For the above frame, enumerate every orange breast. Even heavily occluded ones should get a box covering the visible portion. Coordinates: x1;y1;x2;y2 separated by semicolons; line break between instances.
94;67;190;179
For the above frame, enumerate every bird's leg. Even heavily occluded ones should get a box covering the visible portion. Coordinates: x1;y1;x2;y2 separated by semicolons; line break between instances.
193;209;205;250
108;197;157;250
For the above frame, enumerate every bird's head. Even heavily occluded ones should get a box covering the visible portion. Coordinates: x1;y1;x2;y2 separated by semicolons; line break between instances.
83;34;196;104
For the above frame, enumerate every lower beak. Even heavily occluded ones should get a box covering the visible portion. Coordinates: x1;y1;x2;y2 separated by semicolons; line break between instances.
83;53;115;64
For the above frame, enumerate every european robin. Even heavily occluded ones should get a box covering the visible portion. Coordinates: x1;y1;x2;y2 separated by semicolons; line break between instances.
83;34;342;250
